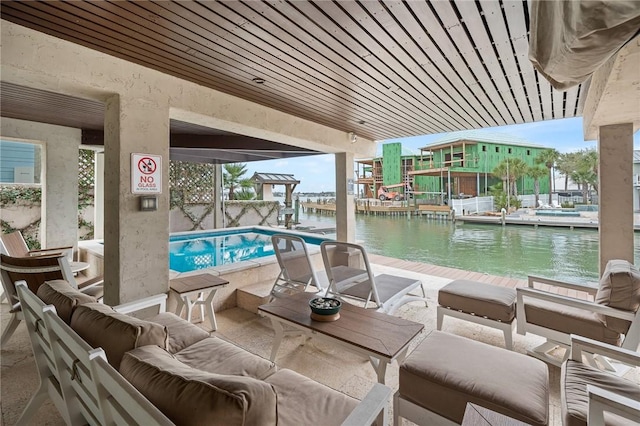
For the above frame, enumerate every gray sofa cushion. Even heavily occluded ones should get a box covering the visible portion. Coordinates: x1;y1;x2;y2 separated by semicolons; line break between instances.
264;368;357;426
595;259;640;334
438;279;516;322
70;303;168;369
399;331;549;425
524;299;621;346
36;279;96;324
120;345;277;426
561;359;640;426
175;336;277;380
148;312;210;354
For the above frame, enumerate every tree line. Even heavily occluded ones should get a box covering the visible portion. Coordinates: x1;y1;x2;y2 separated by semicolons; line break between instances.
491;147;598;208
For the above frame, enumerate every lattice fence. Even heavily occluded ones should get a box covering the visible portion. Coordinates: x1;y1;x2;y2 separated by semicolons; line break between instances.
169;161;215;206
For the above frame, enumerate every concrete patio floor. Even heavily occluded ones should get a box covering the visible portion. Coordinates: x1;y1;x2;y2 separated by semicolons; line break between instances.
1;263;637;425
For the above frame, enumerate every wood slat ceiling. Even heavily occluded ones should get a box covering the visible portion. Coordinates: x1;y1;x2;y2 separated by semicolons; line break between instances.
0;0;583;142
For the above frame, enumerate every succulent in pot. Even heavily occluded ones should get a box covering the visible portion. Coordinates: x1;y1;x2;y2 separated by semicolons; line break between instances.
309;297;342;316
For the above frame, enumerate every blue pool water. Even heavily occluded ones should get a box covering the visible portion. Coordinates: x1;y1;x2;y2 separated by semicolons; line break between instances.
169;229;325;273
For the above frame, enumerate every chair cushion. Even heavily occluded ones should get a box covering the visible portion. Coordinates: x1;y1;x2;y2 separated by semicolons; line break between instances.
120;345;277;426
524;299;622;346
595;259;640;334
438;280;516;322
175;336;277;380
147;312;210;353
561;359;640;426
36;279;96;324
399;331;549;425
264;369;357;426
70;303;169;369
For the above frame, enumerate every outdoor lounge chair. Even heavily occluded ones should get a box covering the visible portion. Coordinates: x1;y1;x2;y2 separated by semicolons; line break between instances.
517;259;640;374
0;253;103;345
0;230;73;258
320;240;427;315
562;335;640;425
269;234;326;300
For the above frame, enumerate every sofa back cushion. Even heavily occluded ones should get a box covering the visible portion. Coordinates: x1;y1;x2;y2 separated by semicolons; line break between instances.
595;259;640;334
120;345;277;426
36;280;96;324
70;303;168;369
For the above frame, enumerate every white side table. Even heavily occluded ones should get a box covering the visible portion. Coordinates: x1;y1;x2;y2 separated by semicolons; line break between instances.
170;274;229;331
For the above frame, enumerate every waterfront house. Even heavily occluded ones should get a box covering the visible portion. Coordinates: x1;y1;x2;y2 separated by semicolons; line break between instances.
356;132;552;203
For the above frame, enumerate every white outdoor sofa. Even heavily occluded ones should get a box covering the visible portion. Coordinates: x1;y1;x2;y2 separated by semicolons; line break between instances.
15;279;392;425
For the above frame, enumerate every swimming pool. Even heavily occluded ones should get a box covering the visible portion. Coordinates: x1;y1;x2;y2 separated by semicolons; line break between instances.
169;228;326;273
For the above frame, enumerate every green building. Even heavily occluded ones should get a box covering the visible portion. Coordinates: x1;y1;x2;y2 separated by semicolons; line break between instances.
356;131;551;203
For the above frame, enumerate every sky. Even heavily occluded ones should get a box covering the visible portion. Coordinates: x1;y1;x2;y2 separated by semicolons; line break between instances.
244;117;640;193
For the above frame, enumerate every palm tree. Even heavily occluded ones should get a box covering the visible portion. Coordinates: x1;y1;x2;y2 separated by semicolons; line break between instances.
492;161;509;193
535;148;560;205
507;158;528;197
555;152;579;191
223;163;254;200
528;165;548;207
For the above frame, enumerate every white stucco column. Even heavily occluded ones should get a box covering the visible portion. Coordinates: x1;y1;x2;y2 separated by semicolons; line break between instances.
0;118;80;250
94;151;105;239
335;152;355;242
213;164;224;229
103;94;170;305
598;123;634;274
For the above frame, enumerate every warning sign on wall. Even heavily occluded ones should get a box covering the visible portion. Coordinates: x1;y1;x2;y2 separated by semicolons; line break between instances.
131;153;162;194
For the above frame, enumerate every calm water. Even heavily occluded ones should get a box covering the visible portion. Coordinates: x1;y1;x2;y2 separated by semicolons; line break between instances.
299;211;640;283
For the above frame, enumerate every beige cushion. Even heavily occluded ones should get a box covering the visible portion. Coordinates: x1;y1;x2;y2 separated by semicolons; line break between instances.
264;369;357;426
36;280;96;324
148;312;210;353
438;280;516;322
595;259;640;334
562;359;640;426
524;299;621;346
175;336;277;380
399;331;549;425
120;345;277;426
70;303;168;369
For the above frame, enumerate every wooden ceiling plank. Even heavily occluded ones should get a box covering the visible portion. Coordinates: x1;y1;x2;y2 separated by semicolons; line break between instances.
285;0;447;134
147;1;412;136
552;86;565;119
405;1;504;128
1;5;366;137
538;74;554;121
501;0;544;122
78;1;396;135
564;85;580;117
341;1;473;128
382;0;491;129
454;0;522;123
479;0;532;123
314;0;459;133
2;2;395;139
430;1;511;126
249;2;434;133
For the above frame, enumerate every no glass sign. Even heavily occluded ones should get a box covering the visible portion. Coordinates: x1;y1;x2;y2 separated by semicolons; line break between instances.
131;153;162;194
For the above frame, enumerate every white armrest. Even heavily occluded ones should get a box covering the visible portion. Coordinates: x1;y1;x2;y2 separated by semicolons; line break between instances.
528;275;598;295
587;385;640;426
113;294;167;315
341;383;392;426
517;287;636;321
570;335;640;366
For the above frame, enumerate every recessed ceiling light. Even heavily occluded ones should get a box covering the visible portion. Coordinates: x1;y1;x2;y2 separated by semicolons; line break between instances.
358;120;366;125
252;77;265;84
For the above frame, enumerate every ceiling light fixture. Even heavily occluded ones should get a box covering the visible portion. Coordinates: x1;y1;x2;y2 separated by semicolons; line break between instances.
252;77;265;84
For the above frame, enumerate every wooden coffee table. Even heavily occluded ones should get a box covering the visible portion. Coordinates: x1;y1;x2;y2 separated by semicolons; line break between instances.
258;292;424;384
170;273;229;331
